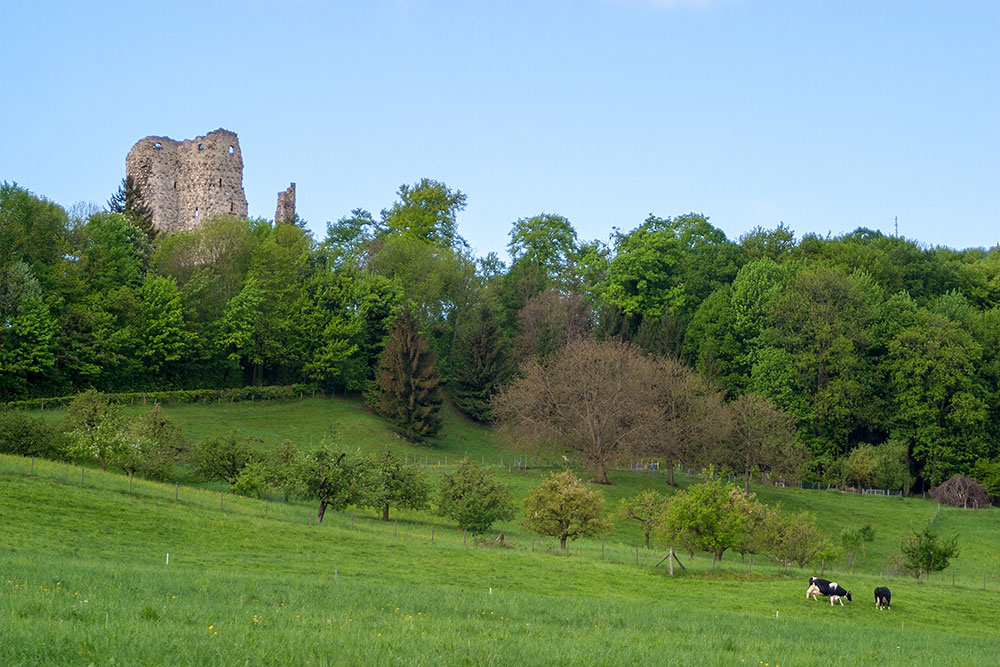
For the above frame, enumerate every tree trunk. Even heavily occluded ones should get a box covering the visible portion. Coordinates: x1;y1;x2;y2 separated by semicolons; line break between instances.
594;460;610;485
316;501;328;523
744;470;751;493
667;464;676;486
644;531;650;549
382;504;390;521
560;536;568;551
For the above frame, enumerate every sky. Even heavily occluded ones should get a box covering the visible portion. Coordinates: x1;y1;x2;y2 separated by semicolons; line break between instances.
2;0;998;261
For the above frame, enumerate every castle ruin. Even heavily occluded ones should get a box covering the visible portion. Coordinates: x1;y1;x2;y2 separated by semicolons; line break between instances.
125;128;295;233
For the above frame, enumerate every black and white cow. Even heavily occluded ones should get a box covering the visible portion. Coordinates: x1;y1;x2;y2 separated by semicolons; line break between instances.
874;586;891;610
807;577;852;605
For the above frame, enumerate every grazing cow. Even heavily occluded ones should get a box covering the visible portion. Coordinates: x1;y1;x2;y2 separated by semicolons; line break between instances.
807;577;852;604
874;586;891;610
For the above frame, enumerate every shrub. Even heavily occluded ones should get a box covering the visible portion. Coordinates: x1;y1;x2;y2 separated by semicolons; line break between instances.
0;412;66;459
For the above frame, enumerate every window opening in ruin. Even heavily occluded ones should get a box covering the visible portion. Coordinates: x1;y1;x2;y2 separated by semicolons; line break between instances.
198;143;205;151
154;142;162;150
194;208;200;217
219;178;223;187
173;181;177;189
228;145;235;154
230;202;234;212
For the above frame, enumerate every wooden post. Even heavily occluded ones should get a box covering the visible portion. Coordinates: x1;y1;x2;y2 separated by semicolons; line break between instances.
532;535;535;552
748;554;752;575
81;466;85;485
464;530;467;545
30;457;34;475
601;540;605;560
821;558;825;575
128;472;133;496
175;482;179;501
265;499;269;519
431;526;435;542
220;490;224;511
635;546;639;566
335;569;338;583
394;520;397;537
669;548;674;576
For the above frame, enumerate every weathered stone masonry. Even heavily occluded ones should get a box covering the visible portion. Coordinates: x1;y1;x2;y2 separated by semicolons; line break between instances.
126;128;249;233
276;182;296;224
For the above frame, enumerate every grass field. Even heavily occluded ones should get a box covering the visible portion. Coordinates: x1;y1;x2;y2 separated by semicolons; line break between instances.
3;397;1000;665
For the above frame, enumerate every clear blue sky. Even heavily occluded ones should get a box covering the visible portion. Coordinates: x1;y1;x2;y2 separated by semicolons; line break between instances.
3;0;998;260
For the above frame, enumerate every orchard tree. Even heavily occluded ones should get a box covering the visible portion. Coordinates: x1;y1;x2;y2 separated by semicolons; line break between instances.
767;510;834;570
300;445;367;522
372;308;443;440
521;471;611;551
64;389;125;470
437;459;515;534
359;450;430;521
613;490;670;549
901;527;959;580
191;431;257;485
654;475;756;567
493;338;664;484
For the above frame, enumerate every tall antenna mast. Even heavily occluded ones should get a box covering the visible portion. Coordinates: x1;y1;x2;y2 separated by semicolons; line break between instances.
894;215;898;237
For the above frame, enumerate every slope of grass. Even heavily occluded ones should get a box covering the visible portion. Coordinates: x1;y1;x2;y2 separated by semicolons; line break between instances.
2;467;999;666
8;397;1000;664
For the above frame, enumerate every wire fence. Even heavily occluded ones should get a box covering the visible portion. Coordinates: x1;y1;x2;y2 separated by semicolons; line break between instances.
3;453;998;591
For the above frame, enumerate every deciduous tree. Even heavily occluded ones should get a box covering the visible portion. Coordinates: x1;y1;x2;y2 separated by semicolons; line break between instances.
437;459;515;534
493;338;664;484
521;471;611;551
358;451;430;521
613;490;670;549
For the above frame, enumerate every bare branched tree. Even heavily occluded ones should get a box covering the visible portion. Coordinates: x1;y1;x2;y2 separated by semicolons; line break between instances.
650;357;731;486
728;393;805;492
492;338;662;484
931;475;990;509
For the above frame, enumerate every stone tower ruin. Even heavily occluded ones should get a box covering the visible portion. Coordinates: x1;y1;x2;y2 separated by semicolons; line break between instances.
276;182;296;224
126;128;249;233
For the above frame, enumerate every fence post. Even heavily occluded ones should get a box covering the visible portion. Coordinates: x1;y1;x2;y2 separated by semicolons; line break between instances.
175;482;179;501
601;540;605;560
431;526;435;542
394;520;397;537
30;457;34;475
220;491;224;511
265;499;269;519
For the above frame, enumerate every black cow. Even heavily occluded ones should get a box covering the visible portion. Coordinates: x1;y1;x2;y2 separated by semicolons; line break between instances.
874;586;891;610
807;577;852;605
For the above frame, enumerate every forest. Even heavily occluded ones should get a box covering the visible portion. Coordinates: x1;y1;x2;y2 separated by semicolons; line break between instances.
3;178;1000;494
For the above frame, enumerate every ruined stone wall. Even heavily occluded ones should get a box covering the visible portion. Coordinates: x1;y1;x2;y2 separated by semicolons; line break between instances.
276;182;296;223
126;128;248;233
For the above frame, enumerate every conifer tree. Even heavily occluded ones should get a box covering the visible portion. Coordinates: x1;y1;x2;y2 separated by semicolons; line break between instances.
373;307;443;440
449;303;512;422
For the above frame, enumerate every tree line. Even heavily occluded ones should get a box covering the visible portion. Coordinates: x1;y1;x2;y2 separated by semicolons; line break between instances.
3;178;1000;493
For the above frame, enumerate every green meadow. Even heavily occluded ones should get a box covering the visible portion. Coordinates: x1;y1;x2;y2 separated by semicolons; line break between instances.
3;398;1000;665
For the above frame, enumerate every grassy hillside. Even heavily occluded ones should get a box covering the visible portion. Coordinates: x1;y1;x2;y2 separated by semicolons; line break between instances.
4;398;1000;665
